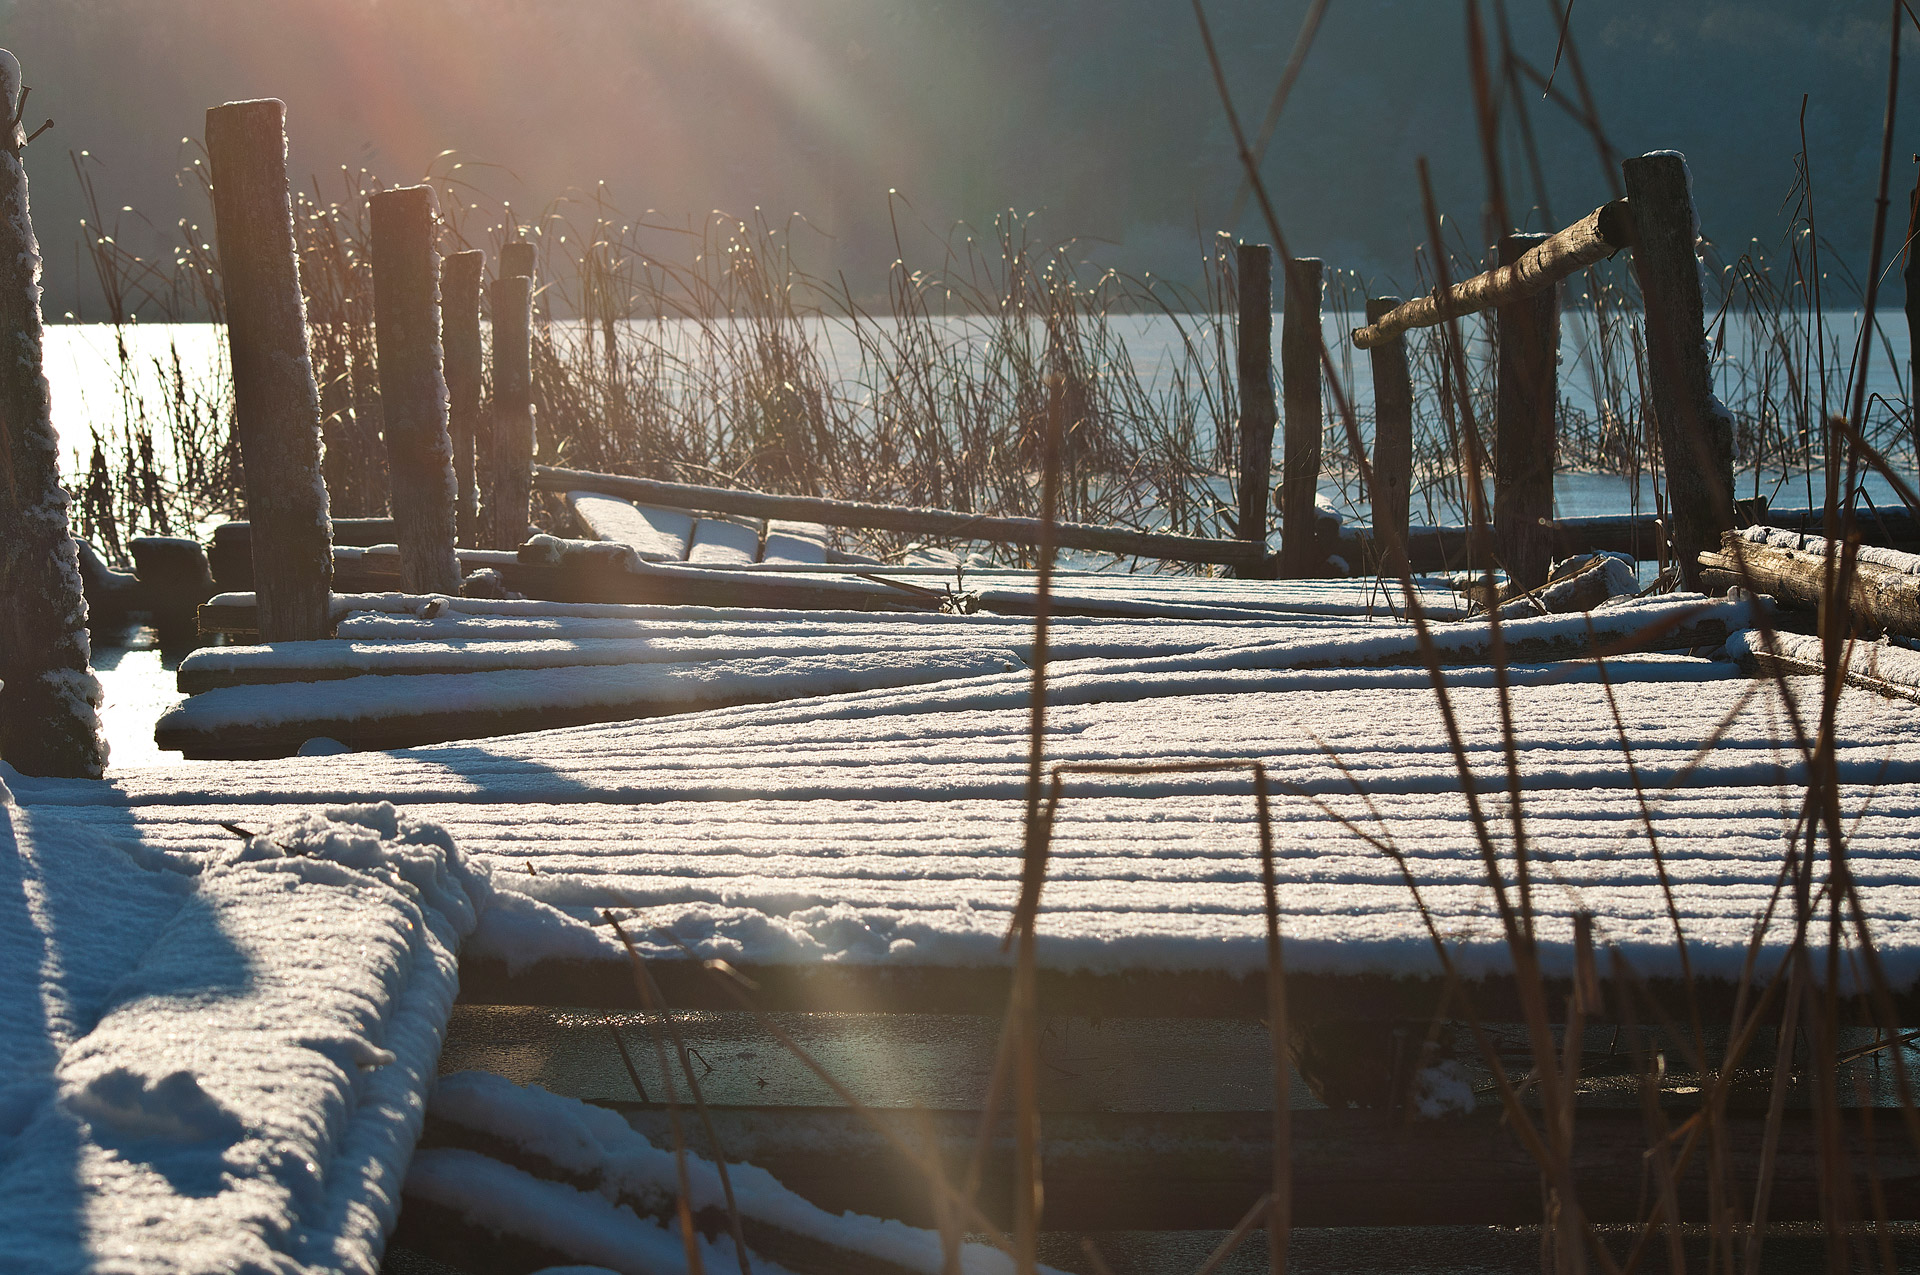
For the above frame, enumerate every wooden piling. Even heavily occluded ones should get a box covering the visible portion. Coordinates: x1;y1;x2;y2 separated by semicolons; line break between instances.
1279;257;1325;578
0;50;107;777
371;185;461;595
1622;152;1732;590
490;272;536;550
1364;297;1413;577
1905;163;1919;404
1493;232;1559;592
499;239;537;281
1235;244;1278;560
442;249;485;548
205;98;333;641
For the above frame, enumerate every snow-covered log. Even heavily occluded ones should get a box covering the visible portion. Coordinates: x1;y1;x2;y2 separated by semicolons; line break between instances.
205;98;334;640
1701;528;1920;639
371;186;460;594
0;49;106;778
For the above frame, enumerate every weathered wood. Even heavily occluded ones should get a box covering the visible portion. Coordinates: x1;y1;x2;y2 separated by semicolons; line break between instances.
1907;163;1920;404
1279;256;1324;577
1704;532;1920;639
205;98;333;641
370;185;460;595
441;248;485;548
498;239;536;280
535;465;1270;566
1624;153;1734;591
1365;296;1413;575
0;49;107;777
128;536;214;649
489;273;535;550
1235;243;1277;551
1729;627;1920;706
1493;232;1560;591
1352;198;1633;349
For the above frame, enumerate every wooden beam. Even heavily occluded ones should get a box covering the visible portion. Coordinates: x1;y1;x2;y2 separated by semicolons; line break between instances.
534;465;1269;567
1351;198;1632;349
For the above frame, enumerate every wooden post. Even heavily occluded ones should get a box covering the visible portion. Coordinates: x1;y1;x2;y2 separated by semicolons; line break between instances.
442;249;485;548
1623;152;1733;590
499;239;536;281
490;272;535;550
1904;164;1919;425
1235;244;1277;559
1279;257;1325;577
0;50;107;777
1493;232;1559;592
371;185;461;594
1365;297;1414;577
206;97;333;640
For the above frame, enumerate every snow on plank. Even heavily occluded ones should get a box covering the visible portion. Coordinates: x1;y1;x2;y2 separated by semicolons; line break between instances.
21;640;1920;1006
760;518;831;564
0;790;485;1272
686;515;763;564
175;617;1363;693
566;490;692;561
155;647;1025;758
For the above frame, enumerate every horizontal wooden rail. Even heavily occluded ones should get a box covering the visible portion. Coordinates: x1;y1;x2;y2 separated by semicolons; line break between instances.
534;464;1269;566
1351;198;1634;349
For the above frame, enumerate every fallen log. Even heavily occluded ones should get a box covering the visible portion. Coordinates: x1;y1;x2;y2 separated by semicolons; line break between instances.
533;464;1269;567
1727;628;1920;705
1700;530;1920;640
1351;199;1634;349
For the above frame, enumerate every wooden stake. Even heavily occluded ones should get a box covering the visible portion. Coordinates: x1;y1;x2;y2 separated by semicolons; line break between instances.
499;239;536;281
1623;152;1733;590
442;249;485;548
1236;244;1277;561
1493;232;1559;592
490;273;535;550
205;97;333;641
1279;257;1324;578
1364;297;1413;578
371;185;460;594
0;50;107;777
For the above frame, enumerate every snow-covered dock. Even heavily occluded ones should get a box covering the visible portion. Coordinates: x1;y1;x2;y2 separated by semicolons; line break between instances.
18;593;1913;1018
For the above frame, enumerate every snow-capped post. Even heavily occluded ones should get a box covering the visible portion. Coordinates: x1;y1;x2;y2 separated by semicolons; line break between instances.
1622;152;1732;590
0;49;108;778
1493;232;1558;592
205;97;334;642
370;185;460;595
489;270;535;550
1278;257;1324;578
1365;296;1413;577
441;248;485;548
1235;243;1277;565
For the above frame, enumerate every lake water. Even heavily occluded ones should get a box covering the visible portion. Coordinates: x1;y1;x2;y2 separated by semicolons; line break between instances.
45;309;1916;529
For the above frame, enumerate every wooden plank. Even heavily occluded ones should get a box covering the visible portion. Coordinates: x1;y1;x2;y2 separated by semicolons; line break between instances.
687;514;763;565
534;464;1270;567
565;491;691;561
761;519;831;564
1352;198;1633;349
155;648;1024;759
